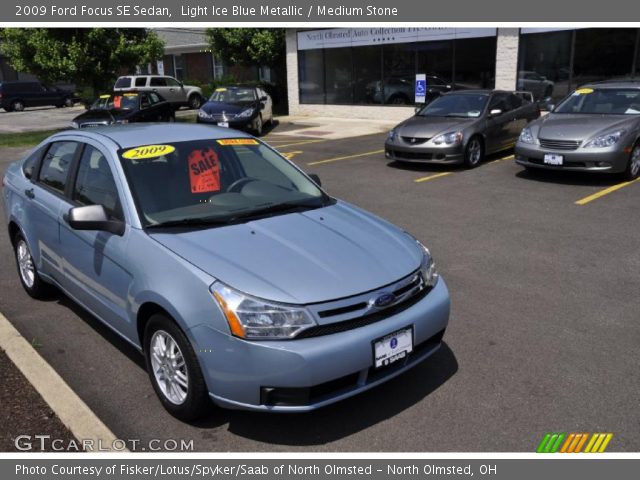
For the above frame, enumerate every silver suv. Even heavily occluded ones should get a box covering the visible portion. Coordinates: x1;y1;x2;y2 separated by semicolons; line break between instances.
114;75;204;109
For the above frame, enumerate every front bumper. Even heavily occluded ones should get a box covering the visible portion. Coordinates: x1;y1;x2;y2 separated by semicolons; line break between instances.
385;140;464;164
515;142;629;173
196;116;255;131
188;277;450;412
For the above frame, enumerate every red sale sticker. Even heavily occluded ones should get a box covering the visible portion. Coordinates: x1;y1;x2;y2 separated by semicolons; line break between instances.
188;148;221;194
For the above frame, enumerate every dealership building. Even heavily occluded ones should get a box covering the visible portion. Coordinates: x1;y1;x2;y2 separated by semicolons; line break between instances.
285;27;640;120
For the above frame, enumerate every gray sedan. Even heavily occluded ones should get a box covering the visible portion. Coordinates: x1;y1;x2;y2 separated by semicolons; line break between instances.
515;82;640;179
385;90;540;168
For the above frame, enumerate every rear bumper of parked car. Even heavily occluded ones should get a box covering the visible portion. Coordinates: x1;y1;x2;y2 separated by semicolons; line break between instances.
385;140;464;164
187;277;450;412
515;142;629;173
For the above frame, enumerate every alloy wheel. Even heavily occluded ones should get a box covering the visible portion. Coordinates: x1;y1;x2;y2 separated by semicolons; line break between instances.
467;138;482;165
150;330;189;405
16;240;35;288
630;145;640;178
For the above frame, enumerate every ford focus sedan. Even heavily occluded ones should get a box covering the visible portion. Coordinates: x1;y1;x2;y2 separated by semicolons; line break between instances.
3;124;450;420
515;82;640;179
385;90;540;168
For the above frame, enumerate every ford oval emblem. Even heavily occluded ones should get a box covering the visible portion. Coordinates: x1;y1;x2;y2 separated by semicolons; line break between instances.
373;292;396;308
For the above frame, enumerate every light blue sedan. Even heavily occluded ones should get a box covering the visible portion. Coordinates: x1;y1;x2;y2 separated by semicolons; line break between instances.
2;124;450;420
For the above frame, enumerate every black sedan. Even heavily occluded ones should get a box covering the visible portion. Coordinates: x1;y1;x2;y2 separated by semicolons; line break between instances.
385;90;540;168
196;85;274;136
71;91;175;128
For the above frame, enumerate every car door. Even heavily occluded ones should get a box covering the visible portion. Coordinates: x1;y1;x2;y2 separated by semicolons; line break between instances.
506;94;529;146
258;88;273;121
484;93;512;153
165;77;186;104
149;76;171;104
57;141;134;337
25;141;82;283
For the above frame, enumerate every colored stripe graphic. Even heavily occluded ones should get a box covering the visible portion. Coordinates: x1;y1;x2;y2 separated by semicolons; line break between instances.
538;433;613;453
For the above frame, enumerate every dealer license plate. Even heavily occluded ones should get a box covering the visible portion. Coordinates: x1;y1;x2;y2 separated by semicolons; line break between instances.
217;122;229;128
373;327;413;369
544;153;563;165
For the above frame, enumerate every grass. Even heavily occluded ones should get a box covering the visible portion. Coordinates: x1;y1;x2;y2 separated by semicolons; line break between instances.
0;129;63;148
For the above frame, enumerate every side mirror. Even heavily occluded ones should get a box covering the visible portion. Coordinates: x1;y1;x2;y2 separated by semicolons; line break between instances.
546;103;555;112
308;173;322;187
489;108;503;117
260;96;268;102
67;205;124;236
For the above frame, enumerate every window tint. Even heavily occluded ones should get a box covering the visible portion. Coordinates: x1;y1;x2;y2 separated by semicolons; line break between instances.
135;77;147;87
114;77;132;89
150;77;167;87
73;145;123;220
149;92;162;104
166;77;181;87
140;93;151;109
489;93;510;112
507;94;523;109
38;142;78;194
22;147;44;179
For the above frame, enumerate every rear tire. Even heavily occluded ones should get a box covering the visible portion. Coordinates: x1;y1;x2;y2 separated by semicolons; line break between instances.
188;94;202;109
463;136;484;168
64;97;74;107
623;143;640;180
10;100;25;112
13;232;52;299
143;313;210;421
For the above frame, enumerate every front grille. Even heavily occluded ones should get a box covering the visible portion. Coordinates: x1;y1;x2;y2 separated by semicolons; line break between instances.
80;122;109;128
208;113;237;121
401;136;430;145
389;150;433;160
539;138;581;150
297;283;432;339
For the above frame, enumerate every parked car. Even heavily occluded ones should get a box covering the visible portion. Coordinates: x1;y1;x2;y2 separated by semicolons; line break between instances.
515;82;640;179
0;81;75;112
114;75;204;109
196;85;274;136
3;124;449;420
71;92;175;128
366;75;454;105
385;90;540;167
517;70;555;101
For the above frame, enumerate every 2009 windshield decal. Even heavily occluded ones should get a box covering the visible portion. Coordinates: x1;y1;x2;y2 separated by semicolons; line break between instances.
122;145;175;160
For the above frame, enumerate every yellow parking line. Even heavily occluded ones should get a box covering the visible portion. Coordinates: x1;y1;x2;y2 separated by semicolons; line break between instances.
272;139;330;148
490;154;514;164
281;150;303;160
414;172;453;183
307;149;385;166
575;178;640;205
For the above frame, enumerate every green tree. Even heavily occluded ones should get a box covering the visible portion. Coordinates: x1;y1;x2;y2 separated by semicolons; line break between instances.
206;28;285;68
0;28;164;94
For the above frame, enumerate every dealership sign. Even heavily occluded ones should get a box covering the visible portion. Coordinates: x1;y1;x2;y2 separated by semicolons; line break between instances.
297;28;497;50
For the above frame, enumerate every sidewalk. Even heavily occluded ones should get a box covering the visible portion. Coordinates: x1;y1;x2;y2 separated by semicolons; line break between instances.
269;115;399;139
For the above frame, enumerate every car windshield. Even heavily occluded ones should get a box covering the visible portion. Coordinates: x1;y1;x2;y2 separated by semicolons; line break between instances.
417;94;488;118
554;88;640;114
209;87;256;103
119;138;329;228
91;94;139;110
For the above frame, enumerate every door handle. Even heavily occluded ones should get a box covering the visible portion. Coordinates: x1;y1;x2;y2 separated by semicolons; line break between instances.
25;188;35;199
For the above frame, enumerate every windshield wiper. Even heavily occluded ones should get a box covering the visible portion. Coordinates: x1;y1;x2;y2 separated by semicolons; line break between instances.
146;216;228;230
227;200;321;223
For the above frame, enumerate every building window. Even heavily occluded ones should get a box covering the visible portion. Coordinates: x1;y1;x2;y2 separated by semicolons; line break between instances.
454;37;496;90
382;43;416;105
173;54;184;80
416;41;454;86
354;46;382;105
573;28;637;86
324;47;352;104
299;49;325;104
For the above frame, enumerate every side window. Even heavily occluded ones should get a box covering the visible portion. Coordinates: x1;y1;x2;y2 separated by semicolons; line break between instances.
166;77;181;87
150;77;167;87
149;92;161;104
489;93;509;113
38;142;79;194
22;146;44;179
140;93;151;109
508;94;523;110
73;145;123;220
114;77;132;89
135;77;147;87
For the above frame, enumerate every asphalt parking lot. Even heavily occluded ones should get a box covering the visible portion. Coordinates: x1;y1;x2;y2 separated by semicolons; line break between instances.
1;126;639;451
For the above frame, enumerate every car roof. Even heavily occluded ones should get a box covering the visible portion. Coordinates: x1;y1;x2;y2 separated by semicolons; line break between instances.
52;124;254;149
579;81;640;90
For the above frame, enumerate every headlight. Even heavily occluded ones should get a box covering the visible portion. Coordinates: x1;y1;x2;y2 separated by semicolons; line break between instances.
198;110;212;119
432;131;462;145
236;108;255;119
114;119;128;124
519;126;536;144
211;282;316;340
71;121;79;129
583;130;625;148
388;129;397;141
416;241;439;288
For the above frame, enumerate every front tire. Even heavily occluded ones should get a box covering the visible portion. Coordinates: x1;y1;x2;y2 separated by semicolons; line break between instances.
143;314;210;421
624;143;640;180
64;97;74;108
188;94;202;109
13;232;51;299
463;136;484;168
253;114;263;136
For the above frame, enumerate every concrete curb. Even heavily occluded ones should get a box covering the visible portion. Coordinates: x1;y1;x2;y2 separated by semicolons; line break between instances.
0;311;125;451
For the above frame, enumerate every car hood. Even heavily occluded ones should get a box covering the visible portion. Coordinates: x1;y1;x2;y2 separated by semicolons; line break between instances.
201;101;255;115
534;113;635;141
395;115;477;137
73;109;131;123
148;201;422;305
